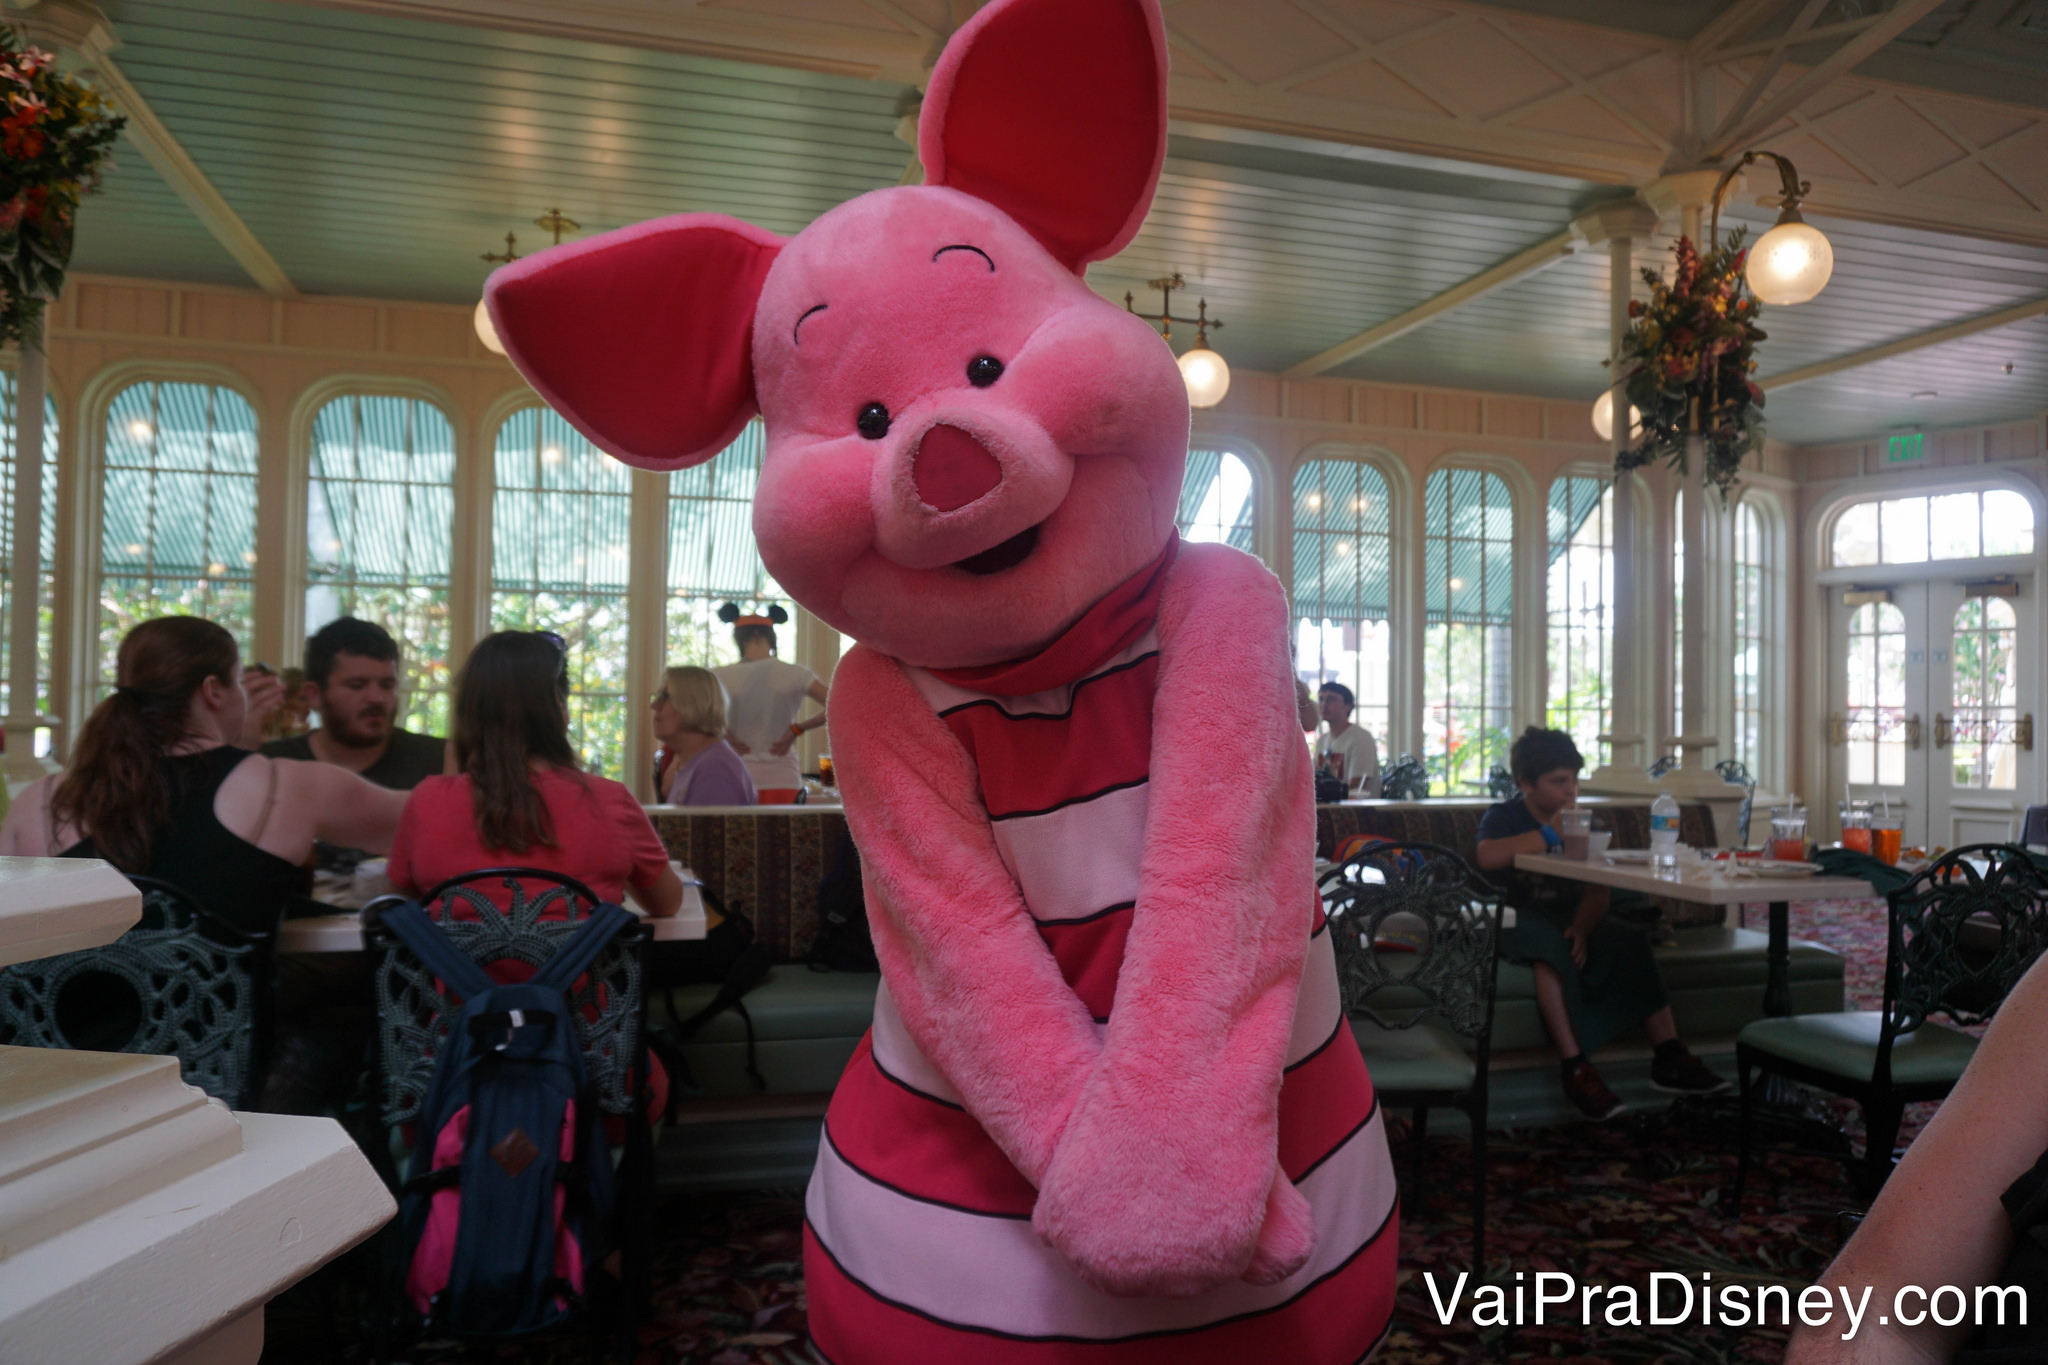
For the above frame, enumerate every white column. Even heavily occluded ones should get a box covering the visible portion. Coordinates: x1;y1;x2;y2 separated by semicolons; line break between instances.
5;345;54;786
1571;199;1659;786
625;468;670;802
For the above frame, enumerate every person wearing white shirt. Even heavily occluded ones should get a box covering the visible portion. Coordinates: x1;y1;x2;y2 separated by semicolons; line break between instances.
1315;682;1381;798
709;604;829;802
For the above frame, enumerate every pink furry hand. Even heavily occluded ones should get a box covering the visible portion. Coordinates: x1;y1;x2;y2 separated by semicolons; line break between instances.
1029;1126;1270;1299
1240;1170;1316;1286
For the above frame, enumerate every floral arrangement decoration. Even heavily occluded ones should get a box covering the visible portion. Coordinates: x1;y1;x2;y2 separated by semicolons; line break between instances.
1609;230;1766;500
1;24;124;349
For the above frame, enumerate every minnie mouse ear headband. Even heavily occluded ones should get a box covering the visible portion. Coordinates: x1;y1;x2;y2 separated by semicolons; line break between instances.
718;603;790;628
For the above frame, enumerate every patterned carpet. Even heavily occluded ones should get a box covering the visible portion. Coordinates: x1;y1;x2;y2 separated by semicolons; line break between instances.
265;898;1903;1365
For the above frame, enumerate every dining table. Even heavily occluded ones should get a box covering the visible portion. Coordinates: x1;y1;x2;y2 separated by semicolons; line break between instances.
1512;851;1878;1017
276;863;710;953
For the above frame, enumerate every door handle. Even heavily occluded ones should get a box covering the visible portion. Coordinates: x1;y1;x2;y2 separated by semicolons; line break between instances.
2021;715;2035;753
1829;712;1846;746
1934;712;1951;749
1904;714;1922;750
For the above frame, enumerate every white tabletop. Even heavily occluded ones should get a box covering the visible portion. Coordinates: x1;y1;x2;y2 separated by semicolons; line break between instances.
277;867;709;953
1512;852;1876;905
0;857;143;967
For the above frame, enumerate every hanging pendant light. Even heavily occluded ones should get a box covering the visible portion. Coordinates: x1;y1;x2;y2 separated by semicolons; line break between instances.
1709;151;1834;306
1126;274;1230;408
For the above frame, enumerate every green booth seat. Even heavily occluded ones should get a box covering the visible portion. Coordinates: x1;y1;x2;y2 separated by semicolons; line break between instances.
661;968;879;1098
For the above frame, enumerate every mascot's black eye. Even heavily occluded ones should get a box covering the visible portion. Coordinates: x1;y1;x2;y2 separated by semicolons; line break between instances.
856;402;891;440
967;355;1004;388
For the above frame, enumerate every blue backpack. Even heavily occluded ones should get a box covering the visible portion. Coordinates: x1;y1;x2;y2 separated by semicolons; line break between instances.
379;899;634;1337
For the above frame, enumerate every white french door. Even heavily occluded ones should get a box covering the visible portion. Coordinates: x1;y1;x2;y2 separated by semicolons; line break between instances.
1827;579;2036;848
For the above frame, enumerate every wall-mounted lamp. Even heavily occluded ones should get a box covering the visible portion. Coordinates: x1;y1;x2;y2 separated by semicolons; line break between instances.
1711;151;1833;306
1126;273;1230;408
475;209;582;356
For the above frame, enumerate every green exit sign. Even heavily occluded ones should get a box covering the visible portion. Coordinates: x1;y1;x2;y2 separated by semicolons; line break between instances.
1887;433;1926;464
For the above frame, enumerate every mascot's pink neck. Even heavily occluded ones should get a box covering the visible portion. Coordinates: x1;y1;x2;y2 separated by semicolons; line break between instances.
929;536;1180;696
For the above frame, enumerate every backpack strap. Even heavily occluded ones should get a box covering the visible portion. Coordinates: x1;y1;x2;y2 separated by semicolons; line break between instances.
379;900;497;1000
530;902;637;994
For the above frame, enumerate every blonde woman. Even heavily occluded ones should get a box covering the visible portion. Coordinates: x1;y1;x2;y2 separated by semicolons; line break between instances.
651;665;757;807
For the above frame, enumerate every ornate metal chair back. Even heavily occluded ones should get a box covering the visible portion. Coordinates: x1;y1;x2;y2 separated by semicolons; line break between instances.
1380;755;1430;802
1646;754;1679;779
366;867;648;1130
0;874;273;1108
1879;845;2048;1075
1485;765;1516;800
1715;759;1758;846
1319;840;1504;1048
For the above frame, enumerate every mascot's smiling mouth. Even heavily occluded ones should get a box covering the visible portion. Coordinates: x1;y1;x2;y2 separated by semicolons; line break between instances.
953;522;1040;575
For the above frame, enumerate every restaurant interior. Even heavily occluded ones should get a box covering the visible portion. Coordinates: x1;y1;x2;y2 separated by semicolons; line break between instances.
0;0;2045;1360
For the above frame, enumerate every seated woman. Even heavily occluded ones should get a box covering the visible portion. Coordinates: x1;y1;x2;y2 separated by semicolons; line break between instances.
0;615;407;934
388;631;682;1116
1474;727;1728;1118
388;630;683;916
652;666;756;807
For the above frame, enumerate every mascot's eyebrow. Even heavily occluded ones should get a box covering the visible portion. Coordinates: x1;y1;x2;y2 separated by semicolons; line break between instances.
793;303;828;346
933;244;996;271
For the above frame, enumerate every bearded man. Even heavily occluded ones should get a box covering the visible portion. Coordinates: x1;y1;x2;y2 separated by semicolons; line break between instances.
261;617;447;790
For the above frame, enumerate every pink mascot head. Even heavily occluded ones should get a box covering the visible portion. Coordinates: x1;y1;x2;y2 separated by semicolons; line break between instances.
486;0;1185;669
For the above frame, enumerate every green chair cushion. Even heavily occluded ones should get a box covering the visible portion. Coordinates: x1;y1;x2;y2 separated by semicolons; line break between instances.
1350;1018;1477;1094
1738;1011;1980;1087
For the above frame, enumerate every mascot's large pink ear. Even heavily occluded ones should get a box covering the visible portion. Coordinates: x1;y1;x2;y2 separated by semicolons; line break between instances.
486;214;784;470
920;0;1166;273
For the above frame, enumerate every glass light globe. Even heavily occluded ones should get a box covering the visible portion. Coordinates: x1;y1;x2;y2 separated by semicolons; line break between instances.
474;296;506;356
1591;389;1641;442
1179;346;1230;408
1747;218;1833;305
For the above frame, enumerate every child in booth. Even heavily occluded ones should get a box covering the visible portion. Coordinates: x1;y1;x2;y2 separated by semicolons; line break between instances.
1475;726;1730;1119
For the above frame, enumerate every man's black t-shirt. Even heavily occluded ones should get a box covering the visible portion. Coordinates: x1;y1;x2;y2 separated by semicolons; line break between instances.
260;727;447;791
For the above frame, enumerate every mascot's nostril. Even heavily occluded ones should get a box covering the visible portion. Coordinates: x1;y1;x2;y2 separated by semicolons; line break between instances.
912;424;1002;512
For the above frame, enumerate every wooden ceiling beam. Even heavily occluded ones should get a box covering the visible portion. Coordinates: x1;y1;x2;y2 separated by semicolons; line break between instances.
17;0;298;298
1705;0;1950;159
1760;295;2048;391
1280;230;1577;380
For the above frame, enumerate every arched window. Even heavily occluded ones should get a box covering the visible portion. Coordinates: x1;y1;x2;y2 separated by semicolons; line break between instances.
1178;449;1254;549
99;380;260;691
1952;597;2019;790
1846;601;1908;787
1831;489;2034;566
490;407;632;778
666;419;779;668
1545;475;1612;768
1731;497;1773;782
1424;467;1513;794
1292;459;1392;745
1;369;58;749
306;394;457;734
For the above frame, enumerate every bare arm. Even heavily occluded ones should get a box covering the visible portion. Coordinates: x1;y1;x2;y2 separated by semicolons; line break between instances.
1475;826;1549;872
219;756;408;864
0;776;58;856
634;863;684;918
1786;951;2048;1364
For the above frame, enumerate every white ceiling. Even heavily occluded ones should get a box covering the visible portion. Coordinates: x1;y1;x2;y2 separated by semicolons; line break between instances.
29;0;2048;445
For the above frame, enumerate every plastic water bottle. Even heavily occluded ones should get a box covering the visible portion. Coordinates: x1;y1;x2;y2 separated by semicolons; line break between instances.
1649;791;1681;874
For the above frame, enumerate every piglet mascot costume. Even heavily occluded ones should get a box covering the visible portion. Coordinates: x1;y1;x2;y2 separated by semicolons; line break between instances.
485;0;1397;1356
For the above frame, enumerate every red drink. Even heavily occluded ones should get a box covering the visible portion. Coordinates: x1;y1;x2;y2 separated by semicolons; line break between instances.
1842;827;1872;854
1771;837;1807;863
1872;825;1903;865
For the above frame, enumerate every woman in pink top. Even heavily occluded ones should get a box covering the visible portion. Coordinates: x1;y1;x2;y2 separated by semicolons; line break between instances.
389;631;683;912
